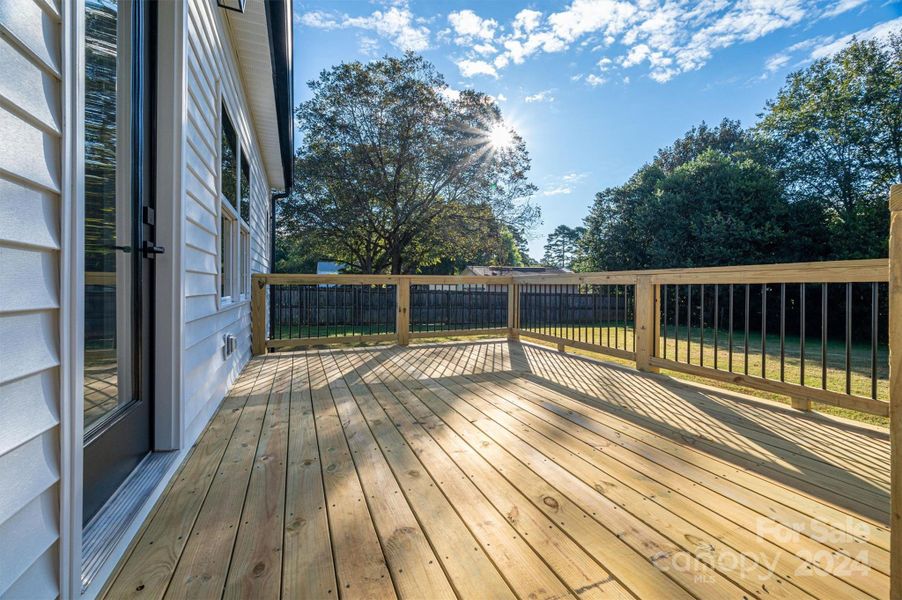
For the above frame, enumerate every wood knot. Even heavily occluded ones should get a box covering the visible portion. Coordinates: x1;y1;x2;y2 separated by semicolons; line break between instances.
542;496;559;510
252;562;266;577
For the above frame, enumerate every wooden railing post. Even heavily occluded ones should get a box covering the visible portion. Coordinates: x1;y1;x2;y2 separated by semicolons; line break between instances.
507;283;520;341
889;184;902;600
397;276;410;346
251;275;267;356
634;276;659;373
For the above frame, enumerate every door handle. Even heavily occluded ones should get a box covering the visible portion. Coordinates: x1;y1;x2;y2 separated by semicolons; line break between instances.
142;241;166;257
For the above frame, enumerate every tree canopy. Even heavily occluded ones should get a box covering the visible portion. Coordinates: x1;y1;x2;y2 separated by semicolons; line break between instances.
542;225;585;269
279;53;538;274
579;34;901;272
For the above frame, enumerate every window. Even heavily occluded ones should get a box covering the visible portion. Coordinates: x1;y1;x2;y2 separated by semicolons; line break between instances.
219;103;252;305
221;107;237;209
240;230;250;296
240;152;250;223
221;213;235;302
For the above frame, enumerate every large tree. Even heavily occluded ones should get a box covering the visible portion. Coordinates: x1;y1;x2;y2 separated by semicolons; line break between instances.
583;150;791;270
755;33;902;259
280;53;539;274
542;225;585;269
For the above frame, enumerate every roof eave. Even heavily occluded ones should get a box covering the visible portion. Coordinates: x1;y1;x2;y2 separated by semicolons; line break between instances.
264;0;293;191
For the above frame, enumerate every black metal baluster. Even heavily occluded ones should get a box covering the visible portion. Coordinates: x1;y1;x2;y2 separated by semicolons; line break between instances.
592;286;597;346
615;285;620;349
822;283;828;390
277;285;283;339
713;284;719;370
761;284;767;379
780;284;785;382
700;284;705;367
674;285;680;362
845;282;852;395
662;284;669;360
728;284;734;372
606;285;612;347
872;282;879;400
800;284;806;386
686;285;692;363
744;284;750;375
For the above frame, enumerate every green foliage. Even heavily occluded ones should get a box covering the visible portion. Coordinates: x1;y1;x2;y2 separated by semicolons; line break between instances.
584;151;790;269
754;33;901;259
583;35;901;271
281;53;539;274
542;225;585;269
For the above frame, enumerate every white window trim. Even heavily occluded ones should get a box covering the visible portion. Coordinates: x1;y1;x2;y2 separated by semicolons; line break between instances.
218;99;252;309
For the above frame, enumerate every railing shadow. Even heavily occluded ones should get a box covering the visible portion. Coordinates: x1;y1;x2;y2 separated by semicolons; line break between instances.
283;338;889;525
507;342;889;525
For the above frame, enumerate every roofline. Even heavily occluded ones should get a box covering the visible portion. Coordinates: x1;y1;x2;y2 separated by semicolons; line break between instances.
264;0;293;190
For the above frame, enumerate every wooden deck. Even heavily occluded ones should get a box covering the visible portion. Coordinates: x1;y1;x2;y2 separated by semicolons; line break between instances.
103;340;890;599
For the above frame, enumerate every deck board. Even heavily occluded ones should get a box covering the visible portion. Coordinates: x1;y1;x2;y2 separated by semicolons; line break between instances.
103;340;891;599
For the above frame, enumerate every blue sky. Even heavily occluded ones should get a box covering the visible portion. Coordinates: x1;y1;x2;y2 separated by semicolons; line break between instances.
291;0;901;260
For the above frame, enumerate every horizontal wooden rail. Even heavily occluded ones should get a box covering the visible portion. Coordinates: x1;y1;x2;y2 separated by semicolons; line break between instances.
511;258;888;285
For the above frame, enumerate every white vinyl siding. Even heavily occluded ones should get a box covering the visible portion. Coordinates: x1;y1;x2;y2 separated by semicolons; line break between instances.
0;0;63;595
182;0;270;441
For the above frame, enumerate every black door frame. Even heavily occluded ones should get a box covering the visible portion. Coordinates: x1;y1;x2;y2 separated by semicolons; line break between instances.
82;0;157;525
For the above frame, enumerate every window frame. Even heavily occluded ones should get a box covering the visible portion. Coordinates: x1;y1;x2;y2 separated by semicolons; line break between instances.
218;99;253;307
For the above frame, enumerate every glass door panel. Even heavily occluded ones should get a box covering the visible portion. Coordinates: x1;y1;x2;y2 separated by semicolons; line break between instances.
84;0;134;433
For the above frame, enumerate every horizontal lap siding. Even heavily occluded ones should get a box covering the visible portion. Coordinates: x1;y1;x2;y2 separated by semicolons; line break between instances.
182;0;270;437
0;0;62;597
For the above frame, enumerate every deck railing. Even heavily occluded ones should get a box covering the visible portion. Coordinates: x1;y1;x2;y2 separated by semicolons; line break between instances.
251;259;889;414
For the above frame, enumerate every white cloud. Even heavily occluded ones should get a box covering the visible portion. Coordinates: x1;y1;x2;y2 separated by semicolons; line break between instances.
585;73;607;86
438;86;461;101
358;36;381;56
448;10;498;43
496;93;508;102
299;11;340;30
562;171;589;182
298;4;430;52
543;185;572;196
443;0;836;85
810;17;902;60
764;53;791;73
456;59;498;78
473;43;497;55
822;0;869;19
512;9;543;37
525;89;555;103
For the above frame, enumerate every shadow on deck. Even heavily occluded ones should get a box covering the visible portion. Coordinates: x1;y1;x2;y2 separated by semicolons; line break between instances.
102;340;890;600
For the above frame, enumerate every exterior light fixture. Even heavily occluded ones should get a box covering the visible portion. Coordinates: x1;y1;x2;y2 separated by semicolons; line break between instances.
217;0;246;13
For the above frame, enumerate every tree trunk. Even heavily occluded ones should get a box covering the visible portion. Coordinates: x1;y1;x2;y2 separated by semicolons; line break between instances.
391;247;402;275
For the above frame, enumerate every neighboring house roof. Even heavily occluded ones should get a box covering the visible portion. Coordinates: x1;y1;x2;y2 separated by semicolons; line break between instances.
224;0;293;190
462;265;573;277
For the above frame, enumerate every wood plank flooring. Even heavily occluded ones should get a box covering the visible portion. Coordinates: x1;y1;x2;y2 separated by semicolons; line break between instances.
103;340;891;599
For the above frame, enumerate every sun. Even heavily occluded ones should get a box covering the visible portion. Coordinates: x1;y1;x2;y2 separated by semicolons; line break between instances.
487;123;514;150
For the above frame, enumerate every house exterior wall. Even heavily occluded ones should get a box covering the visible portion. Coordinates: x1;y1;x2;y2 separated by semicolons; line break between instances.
181;0;271;444
0;0;65;597
0;0;274;596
